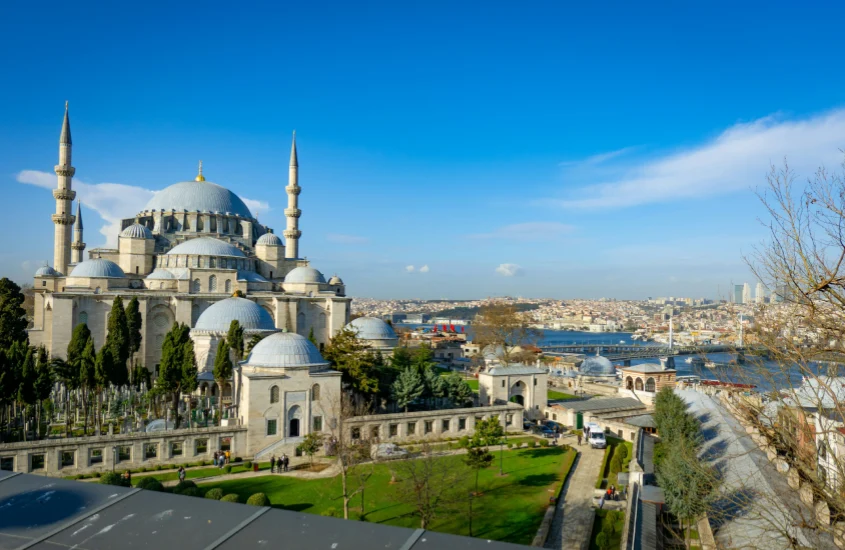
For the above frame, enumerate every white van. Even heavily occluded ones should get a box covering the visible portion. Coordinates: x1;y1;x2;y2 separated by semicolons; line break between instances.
588;431;607;449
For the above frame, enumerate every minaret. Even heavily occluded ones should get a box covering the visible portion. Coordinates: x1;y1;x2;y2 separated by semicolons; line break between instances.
53;102;76;275
71;200;86;264
284;131;302;259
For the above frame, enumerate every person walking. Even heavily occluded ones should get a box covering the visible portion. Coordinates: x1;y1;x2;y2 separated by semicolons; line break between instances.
178;466;186;484
270;456;276;474
283;454;289;472
577;432;582;446
610;485;616;501
225;450;230;465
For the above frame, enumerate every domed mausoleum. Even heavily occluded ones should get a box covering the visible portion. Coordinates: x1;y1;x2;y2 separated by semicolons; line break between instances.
345;317;399;352
578;355;618;379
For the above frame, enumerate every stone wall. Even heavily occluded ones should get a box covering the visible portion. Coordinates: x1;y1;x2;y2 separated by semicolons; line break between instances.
0;426;246;477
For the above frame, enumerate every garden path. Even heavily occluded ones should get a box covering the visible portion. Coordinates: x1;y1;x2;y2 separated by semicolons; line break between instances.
544;444;604;550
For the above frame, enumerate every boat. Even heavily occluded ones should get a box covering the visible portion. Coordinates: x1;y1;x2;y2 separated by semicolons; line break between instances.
685;357;705;367
704;360;718;369
619;340;626;344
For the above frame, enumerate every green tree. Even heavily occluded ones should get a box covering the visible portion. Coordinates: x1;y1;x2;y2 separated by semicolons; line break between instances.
323;327;379;397
411;345;436;376
125;297;143;376
17;347;36;441
296;432;325;467
657;441;717;548
472;415;506;475
94;345;114;433
443;372;474;407
245;333;265;355
392;368;424;412
308;327;317;346
154;323;197;428
423;367;447;408
226;320;244;361
463;446;494;495
105;296;130;387
34;346;53;439
609;448;623;477
0;278;28;349
78;337;97;435
390;346;413;371
67;323;94;434
49;354;77;438
213;338;233;420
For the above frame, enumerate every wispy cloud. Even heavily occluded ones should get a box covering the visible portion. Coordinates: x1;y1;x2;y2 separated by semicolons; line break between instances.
419;264;430;273
495;263;524;277
17;170;271;246
405;265;415;273
544;108;845;209
326;233;369;245
470;222;574;240
558;146;638;167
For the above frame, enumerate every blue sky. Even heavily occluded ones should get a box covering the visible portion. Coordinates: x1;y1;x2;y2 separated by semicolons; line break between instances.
3;1;845;299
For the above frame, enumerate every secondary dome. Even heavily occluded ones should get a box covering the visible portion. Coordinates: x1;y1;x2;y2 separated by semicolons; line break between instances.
194;297;276;332
146;269;176;280
69;259;125;278
245;332;327;368
35;265;61;277
256;233;283;246
121;223;153;239
328;275;344;285
167;237;246;257
143;181;253;219
579;356;616;377
346;317;397;341
284;266;326;284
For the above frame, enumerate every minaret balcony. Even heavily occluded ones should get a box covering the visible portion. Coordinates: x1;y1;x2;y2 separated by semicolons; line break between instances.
52;189;77;201
283;229;302;239
284;208;301;218
53;165;76;177
285;185;301;195
51;214;76;225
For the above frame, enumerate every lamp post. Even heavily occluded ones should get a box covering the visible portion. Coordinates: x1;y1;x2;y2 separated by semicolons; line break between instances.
112;446;117;472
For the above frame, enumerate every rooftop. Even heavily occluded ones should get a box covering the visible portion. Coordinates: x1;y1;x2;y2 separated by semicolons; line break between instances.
554;397;646;413
485;365;546;376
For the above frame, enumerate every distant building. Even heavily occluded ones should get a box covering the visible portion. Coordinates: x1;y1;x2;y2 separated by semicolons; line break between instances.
756;282;766;304
385;313;407;324
734;284;744;304
404;313;430;324
742;282;752;304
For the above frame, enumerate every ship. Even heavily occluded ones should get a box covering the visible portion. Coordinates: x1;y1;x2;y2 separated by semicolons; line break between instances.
704;360;718;369
685;357;705;367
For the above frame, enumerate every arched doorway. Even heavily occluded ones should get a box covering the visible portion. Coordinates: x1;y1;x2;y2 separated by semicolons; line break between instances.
635;378;644;391
510;395;525;406
288;405;302;437
626;376;634;390
645;378;655;392
510;381;525;406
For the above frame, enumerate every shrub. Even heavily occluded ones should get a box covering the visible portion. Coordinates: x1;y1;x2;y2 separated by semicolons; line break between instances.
407;446;415;453
73;474;83;480
234;457;242;463
617;443;629;461
244;461;252;469
596;532;610;550
221;493;239;503
180;487;202;497
595;446;613;489
321;506;340;517
224;465;232;474
99;472;129;487
458;436;470;448
94;472;101;478
609;451;623;476
507;442;513;449
205;488;224;500
173;480;197;495
540;439;549;447
139;467;148;473
531;441;539;448
136;477;163;492
246;493;269;506
155;465;164;471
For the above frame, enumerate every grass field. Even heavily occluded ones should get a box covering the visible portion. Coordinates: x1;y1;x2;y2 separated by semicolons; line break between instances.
198;446;576;545
548;390;579;400
130;462;272;485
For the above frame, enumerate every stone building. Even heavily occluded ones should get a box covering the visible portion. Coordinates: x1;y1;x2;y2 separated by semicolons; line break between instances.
618;363;676;404
29;105;350;376
478;365;548;420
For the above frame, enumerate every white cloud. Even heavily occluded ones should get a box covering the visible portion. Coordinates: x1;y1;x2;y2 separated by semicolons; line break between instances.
470;222;574;240
419;264;430;273
241;197;270;218
495;263;524;277
558;146;638;167
326;233;369;244
405;265;415;273
544;108;845;209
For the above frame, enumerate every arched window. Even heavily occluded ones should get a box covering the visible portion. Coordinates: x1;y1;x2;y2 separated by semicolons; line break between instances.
210;257;216;268
311;384;320;401
198;257;203;268
270;385;279;404
191;279;201;293
183;217;190;231
209;275;217;292
94;287;101;294
210;217;217;232
635;378;644;391
78;311;88;325
224;280;232;293
159;282;165;289
645;377;656;392
197;216;204;231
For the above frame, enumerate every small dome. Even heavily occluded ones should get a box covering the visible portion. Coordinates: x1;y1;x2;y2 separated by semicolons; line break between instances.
579;356;616;377
346;317;397;341
69;259;125;278
35;265;61;277
143;181;253;218
256;233;283;246
328;275;344;285
245;332;327;368
284;266;326;284
146;269;176;280
120;224;153;239
194;297;276;332
167;237;246;257
236;271;269;283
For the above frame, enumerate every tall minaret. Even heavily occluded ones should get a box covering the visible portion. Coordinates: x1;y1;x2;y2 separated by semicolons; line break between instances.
284;131;302;259
71;200;86;264
53;102;76;275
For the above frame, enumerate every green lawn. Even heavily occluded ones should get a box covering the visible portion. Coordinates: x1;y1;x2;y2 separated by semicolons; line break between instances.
466;379;479;391
548;390;579;401
131;462;272;485
590;509;625;550
197;446;576;545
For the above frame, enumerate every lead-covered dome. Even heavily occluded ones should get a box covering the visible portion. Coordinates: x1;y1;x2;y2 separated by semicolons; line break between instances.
284;266;326;284
194;297;276;332
167;237;246;257
579;356;616;377
121;223;153;239
35;265;61;277
256;233;283;246
346;317;397;341
244;332;328;368
144;181;253;219
69;259;125;278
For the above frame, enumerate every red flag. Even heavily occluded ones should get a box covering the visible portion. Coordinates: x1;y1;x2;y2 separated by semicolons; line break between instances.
450;324;455;332
443;324;448;332
461;326;465;333
432;325;437;332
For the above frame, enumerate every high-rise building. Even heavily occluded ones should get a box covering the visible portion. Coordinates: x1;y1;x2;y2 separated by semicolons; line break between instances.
734;284;744;304
742;282;751;304
756;282;765;304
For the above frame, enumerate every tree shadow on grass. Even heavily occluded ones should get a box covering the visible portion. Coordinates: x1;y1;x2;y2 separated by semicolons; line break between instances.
514;447;565;459
517;473;558;487
275;502;313;512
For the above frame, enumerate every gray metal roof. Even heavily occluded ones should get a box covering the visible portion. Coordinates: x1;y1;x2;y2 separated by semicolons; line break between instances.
194;297;276;332
555;397;646;413
121;223;154;239
346;316;398;340
284;266;326;284
0;472;526;550
144;180;254;218
244;332;327;368
620;363;671;374
623;414;657;429
167;237;246;258
486;365;545;376
69;259;126;279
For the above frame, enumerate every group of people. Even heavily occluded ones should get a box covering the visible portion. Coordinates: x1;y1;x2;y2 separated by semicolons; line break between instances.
213;450;230;468
270;454;290;473
606;484;619;501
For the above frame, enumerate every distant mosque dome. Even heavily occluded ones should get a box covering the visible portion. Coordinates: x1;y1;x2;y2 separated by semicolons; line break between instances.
579;356;616;377
194;297;276;332
284;266;326;284
256;233;283;246
328;275;344;285
35;265;61;277
69;259;125;278
167;237;246;257
120;223;153;239
346;317;397;342
145;269;176;280
143;180;253;219
244;332;328;368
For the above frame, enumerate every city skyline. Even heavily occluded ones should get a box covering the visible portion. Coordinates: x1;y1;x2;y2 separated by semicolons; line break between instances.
4;3;845;299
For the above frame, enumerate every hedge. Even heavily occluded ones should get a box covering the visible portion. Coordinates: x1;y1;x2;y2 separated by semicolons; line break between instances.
246;493;269;506
595;445;613;489
136;477;163;491
173;480;198;495
99;472;130;487
205;488;224;500
180;487;202;497
221;494;239;503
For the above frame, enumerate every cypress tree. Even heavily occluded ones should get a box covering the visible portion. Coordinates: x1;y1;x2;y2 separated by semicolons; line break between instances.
213;338;232;420
79;337;97;435
105;296;130;387
308;327;317;346
125;297;143;371
392;367;424;412
67;323;92;369
0;278;28;349
34;347;53;439
94;345;113;433
154;323;196;428
226;320;244;361
17;347;37;441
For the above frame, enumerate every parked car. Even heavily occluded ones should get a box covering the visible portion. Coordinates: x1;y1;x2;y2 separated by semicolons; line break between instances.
535;425;555;438
523;420;536;431
588;431;607;449
371;443;409;460
544;421;564;433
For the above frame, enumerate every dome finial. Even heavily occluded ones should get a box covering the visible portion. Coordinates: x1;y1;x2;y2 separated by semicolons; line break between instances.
195;160;205;182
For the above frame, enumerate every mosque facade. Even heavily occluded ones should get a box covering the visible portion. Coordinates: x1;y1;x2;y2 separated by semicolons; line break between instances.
29;105;351;376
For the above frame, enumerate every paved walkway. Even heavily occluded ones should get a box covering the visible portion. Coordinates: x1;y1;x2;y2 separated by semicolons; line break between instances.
544;444;605;550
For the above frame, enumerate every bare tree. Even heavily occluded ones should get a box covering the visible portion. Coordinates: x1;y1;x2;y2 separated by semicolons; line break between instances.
472;304;541;365
391;443;465;529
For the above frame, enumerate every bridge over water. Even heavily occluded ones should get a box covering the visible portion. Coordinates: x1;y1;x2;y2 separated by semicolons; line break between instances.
539;343;752;364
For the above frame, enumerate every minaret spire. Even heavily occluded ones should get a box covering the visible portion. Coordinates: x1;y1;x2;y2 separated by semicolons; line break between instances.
195;160;205;182
52;102;76;275
284;131;302;259
71;200;86;264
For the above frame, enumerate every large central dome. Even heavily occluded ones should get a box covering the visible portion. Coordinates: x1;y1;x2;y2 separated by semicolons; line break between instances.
144;181;253;219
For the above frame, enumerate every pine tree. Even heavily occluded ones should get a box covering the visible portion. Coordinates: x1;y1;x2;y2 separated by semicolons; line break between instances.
94;345;113;433
213;338;232;420
125;297;143;372
34;346;53;439
0;278;28;349
105;296;130;387
154;323;196;428
227;320;244;361
444;372;474;407
392;367;424;412
323;327;379;396
17;347;36;441
411;345;436;376
390;347;413;371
